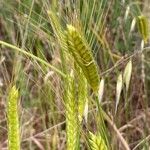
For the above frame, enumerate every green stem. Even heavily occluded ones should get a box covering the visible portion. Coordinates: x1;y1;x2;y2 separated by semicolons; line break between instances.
0;40;66;77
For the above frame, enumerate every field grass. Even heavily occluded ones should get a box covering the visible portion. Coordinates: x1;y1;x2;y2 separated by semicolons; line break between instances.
0;0;150;149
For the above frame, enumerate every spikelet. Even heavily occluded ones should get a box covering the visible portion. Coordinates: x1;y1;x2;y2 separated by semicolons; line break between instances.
66;25;100;92
7;86;20;150
137;15;149;43
65;71;80;150
88;132;108;150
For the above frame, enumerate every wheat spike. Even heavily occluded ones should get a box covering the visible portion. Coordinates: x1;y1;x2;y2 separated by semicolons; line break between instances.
7;86;20;150
65;71;80;150
66;25;100;92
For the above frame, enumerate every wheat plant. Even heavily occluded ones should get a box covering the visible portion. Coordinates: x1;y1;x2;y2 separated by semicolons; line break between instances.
0;0;150;149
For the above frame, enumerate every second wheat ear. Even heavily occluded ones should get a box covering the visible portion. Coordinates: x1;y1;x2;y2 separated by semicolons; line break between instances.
65;72;80;150
66;25;100;92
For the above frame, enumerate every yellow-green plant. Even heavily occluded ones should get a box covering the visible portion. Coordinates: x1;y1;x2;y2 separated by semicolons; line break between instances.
65;25;109;149
47;12;108;148
7;86;20;150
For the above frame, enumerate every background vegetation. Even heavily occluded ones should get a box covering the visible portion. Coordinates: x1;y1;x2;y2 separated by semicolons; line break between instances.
0;0;150;149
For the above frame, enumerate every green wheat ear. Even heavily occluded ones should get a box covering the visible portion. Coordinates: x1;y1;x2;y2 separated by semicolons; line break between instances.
7;86;20;150
137;15;149;43
88;132;108;150
66;25;100;92
65;71;80;150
